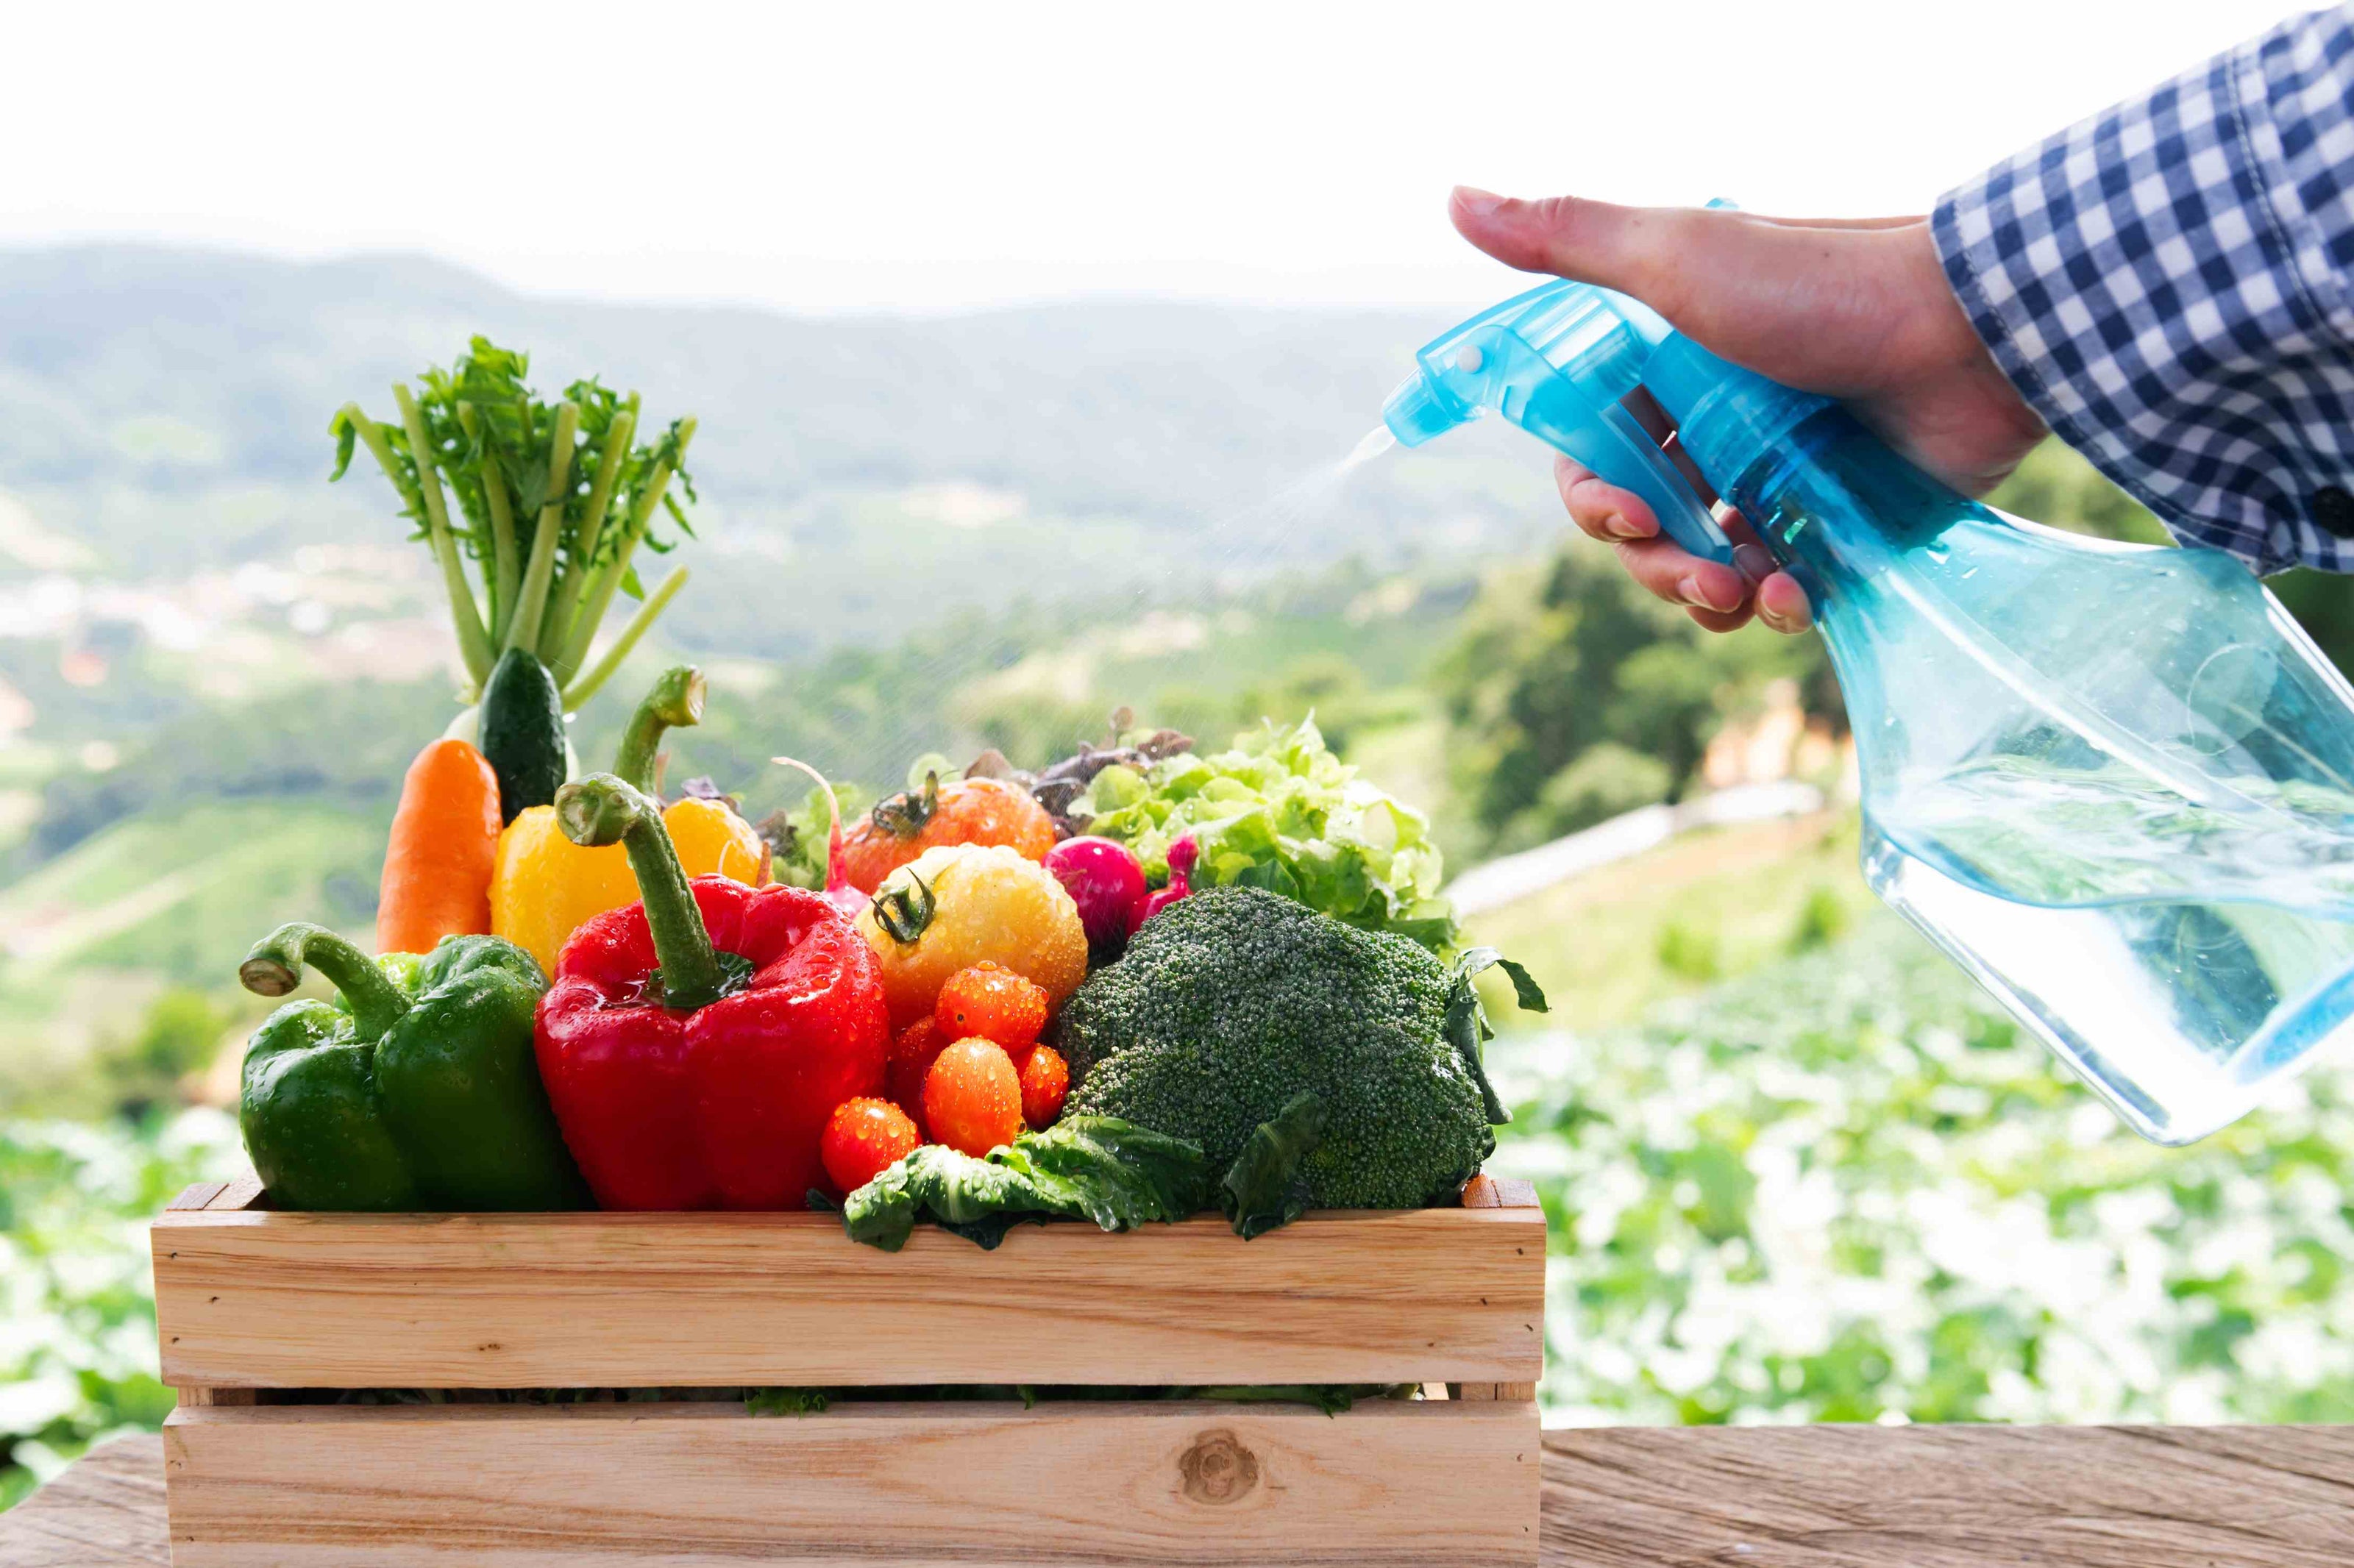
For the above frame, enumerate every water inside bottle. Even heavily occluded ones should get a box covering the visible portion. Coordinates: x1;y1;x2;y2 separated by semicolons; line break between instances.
1890;756;2354;917
1866;757;2354;1143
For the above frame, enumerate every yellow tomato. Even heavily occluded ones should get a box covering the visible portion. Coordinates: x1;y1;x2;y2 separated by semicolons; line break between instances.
856;844;1088;1027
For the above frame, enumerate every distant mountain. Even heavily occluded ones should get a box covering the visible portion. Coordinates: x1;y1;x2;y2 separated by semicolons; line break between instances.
0;245;1549;615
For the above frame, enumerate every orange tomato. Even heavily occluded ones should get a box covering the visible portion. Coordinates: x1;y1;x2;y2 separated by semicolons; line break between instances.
922;1038;1024;1158
1018;1044;1070;1130
839;775;1056;894
820;1097;921;1194
934;962;1049;1052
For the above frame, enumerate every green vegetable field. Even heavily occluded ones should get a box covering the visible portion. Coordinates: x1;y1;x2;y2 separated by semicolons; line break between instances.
1490;918;2354;1427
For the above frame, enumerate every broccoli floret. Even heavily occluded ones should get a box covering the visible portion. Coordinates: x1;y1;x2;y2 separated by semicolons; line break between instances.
1056;885;1502;1211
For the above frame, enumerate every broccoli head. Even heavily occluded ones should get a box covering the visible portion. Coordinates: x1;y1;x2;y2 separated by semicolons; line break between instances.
1056;884;1518;1211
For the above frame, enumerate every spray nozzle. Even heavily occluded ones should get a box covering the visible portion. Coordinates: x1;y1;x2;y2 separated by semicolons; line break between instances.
1382;278;1735;562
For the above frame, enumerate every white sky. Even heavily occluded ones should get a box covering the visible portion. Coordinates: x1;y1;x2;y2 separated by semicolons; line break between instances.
1;0;2312;312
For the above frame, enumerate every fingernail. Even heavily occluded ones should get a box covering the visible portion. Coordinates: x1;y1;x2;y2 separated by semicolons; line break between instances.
1453;185;1505;218
1604;513;1646;541
1734;544;1776;584
1681;574;1740;613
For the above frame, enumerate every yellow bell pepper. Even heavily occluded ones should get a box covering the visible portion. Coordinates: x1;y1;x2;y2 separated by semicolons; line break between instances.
488;666;770;974
664;796;769;885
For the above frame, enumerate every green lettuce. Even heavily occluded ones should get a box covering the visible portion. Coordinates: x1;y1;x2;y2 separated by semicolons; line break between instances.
841;1116;1212;1252
1082;716;1457;949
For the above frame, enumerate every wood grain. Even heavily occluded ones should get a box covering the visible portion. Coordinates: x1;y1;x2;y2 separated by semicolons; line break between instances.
0;1436;168;1568
1454;1175;1541;1403
24;1423;2354;1567
151;1205;1543;1389
162;1399;1538;1567
171;1389;255;1411
1543;1422;2354;1567
202;1176;263;1212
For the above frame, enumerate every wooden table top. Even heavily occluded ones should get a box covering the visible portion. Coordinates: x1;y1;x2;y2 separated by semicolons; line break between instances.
9;1423;2354;1566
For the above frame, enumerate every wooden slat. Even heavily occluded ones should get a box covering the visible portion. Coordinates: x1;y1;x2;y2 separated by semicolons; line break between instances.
1459;1175;1540;1213
202;1175;263;1212
173;1389;257;1410
1455;1173;1542;1402
162;1398;1539;1567
152;1206;1543;1389
25;1422;2354;1568
1543;1423;2354;1567
165;1183;226;1214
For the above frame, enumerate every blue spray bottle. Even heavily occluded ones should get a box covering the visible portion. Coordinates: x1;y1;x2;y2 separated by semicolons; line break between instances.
1384;275;2354;1142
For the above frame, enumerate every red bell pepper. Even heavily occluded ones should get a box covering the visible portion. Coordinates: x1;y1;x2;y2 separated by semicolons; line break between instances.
533;773;890;1209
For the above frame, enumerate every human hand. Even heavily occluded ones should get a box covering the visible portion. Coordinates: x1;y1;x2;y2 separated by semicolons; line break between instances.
1448;190;2047;632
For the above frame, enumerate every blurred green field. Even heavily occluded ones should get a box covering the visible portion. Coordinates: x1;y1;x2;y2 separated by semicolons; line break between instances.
1491;916;2354;1428
0;805;374;1113
1463;813;1877;1033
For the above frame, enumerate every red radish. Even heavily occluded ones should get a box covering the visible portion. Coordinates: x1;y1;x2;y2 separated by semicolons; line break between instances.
1044;835;1148;950
1128;834;1198;935
769;755;870;923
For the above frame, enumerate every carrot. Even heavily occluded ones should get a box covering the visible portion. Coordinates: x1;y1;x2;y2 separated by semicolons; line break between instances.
375;738;502;955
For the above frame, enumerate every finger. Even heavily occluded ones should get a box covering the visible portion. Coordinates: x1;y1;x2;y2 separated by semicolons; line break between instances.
1687;602;1757;633
1605;391;1724;518
1749;213;1927;231
1448;188;1925;396
1658;432;1716;507
1610;536;1750;617
1451;188;1703;299
1716;507;1762;549
1621;387;1675;444
1554;455;1658;541
1718;511;1782;587
1755;571;1815;634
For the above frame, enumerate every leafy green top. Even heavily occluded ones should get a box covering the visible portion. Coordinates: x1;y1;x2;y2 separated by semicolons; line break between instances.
1081;716;1459;950
329;335;698;707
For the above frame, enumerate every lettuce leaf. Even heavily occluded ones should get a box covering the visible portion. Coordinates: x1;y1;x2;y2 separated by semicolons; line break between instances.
842;1116;1213;1252
1081;716;1457;949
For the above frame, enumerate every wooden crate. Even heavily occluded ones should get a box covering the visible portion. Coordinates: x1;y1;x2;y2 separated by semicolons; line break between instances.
151;1173;1546;1567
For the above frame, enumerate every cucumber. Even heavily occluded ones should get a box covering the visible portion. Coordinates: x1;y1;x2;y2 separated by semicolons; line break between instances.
478;648;568;824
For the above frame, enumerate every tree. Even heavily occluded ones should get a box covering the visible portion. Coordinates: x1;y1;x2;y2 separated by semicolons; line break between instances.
1435;552;1827;849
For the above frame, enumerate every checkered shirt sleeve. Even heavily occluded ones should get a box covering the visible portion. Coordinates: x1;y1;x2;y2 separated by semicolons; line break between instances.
1933;4;2354;575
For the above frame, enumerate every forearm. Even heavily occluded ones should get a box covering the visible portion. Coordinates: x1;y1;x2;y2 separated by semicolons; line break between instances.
1933;4;2354;574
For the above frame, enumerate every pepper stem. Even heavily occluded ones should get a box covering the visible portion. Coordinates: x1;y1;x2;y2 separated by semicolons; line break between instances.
611;666;706;794
556;774;728;1008
239;922;413;1044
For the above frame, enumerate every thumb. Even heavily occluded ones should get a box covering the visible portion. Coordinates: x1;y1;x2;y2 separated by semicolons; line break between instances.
1449;188;1700;302
1448;188;1916;396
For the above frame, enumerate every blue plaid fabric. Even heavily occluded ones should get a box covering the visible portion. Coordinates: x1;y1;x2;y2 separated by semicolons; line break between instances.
1934;4;2354;575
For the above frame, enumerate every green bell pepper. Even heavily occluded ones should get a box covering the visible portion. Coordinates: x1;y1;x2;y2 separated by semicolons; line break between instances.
235;922;588;1211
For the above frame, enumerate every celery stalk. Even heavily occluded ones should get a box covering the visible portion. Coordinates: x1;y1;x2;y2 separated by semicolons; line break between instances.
459;402;522;641
539;402;636;667
504;400;577;654
563;566;689;710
